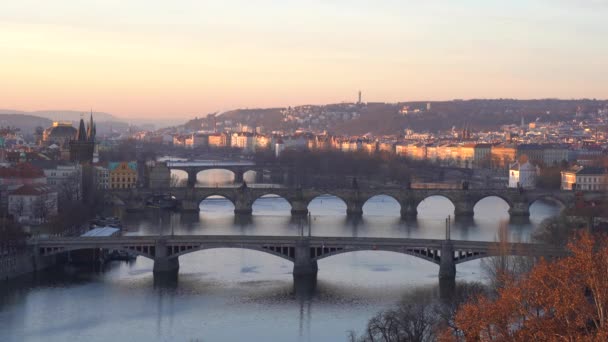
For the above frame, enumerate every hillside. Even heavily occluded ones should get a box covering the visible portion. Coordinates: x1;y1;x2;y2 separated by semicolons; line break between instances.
0;109;120;122
0;114;52;135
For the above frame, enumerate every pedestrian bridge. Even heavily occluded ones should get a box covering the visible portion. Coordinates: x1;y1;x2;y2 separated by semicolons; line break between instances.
29;235;566;281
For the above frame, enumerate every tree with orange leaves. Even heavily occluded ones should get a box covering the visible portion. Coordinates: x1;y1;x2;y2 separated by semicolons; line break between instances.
447;231;608;341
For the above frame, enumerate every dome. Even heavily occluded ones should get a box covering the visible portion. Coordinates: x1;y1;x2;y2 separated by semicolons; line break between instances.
43;123;77;143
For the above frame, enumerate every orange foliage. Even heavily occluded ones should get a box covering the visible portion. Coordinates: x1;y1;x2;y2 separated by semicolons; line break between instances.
449;231;608;341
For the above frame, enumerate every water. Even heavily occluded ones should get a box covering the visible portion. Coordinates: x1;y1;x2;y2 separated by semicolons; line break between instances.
0;170;562;342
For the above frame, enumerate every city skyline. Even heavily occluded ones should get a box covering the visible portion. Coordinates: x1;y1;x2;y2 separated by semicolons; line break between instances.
2;1;608;119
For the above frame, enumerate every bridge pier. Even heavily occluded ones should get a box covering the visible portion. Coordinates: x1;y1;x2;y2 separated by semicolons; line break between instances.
454;202;475;217
400;199;418;219
180;199;200;211
438;241;456;282
290;199;308;216
186;170;197;188
293;240;318;277
346;201;363;217
153;239;180;274
508;201;530;217
234;170;244;184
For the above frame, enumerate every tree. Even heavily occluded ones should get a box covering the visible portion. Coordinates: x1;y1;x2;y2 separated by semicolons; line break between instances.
481;221;535;291
170;173;185;187
532;214;587;246
448;231;608;341
351;284;486;342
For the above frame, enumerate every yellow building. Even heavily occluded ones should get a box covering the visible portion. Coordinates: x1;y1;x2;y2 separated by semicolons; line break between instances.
491;144;517;169
109;161;138;189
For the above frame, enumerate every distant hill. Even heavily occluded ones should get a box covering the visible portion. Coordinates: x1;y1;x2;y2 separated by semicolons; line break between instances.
219;108;284;130
0;114;52;136
0;109;120;122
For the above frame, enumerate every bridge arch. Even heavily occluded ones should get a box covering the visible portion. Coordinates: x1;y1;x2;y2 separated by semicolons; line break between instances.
528;195;567;211
416;194;456;217
362;194;401;216
472;195;512;217
251;193;293;215
198;194;237;215
194;168;237;186
307;193;348;215
167;245;295;262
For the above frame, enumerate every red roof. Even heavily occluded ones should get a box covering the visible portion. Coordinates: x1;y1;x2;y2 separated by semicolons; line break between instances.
10;184;54;196
0;163;45;178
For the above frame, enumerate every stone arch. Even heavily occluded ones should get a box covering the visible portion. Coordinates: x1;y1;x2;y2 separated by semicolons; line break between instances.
361;194;402;216
251;193;293;215
168;245;295;262
415;194;457;215
472;193;514;209
198;193;237;206
528;195;567;211
194;168;237;185
472;194;513;217
306;193;348;215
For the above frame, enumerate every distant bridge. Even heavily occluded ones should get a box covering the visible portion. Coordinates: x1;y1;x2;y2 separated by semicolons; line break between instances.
29;235;566;281
105;186;593;218
165;161;288;187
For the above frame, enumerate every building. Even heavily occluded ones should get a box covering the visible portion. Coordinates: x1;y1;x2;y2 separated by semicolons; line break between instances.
508;161;539;189
109;162;138;189
69;114;96;163
491;144;517;169
0;163;47;214
208;133;228;148
561;166;608;191
185;134;208;149
31;161;82;201
148;162;170;188
231;132;255;153
93;164;110;190
8;184;58;224
473;144;492;168
42;122;77;145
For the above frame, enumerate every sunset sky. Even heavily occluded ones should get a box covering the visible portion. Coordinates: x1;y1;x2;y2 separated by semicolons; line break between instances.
1;1;607;119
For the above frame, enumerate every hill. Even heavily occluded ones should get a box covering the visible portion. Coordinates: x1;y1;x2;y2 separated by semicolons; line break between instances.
0;114;52;136
0;109;120;122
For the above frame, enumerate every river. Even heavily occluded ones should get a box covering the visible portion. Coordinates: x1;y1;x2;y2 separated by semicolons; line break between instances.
0;169;562;341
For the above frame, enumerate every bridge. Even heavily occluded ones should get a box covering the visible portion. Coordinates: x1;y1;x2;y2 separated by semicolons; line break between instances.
166;160;289;187
29;235;566;283
105;185;592;218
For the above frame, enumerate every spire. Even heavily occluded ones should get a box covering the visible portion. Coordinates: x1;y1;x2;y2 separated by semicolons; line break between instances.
76;118;87;141
87;109;95;141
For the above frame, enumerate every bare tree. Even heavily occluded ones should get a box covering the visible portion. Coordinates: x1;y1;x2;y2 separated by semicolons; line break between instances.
482;221;535;291
170;173;185;187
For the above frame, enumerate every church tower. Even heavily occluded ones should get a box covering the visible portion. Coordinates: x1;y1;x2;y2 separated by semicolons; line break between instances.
69;112;96;163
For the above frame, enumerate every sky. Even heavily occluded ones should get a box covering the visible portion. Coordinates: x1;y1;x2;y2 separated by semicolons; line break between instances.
1;0;607;120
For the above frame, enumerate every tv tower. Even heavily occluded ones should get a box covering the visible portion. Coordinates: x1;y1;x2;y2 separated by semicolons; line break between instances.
357;90;362;104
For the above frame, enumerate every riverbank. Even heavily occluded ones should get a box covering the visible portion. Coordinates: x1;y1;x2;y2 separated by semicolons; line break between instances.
0;250;57;281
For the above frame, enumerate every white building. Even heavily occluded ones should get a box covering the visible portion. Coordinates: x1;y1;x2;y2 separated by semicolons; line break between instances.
8;184;58;224
32;161;82;201
508;161;538;189
561;166;608;191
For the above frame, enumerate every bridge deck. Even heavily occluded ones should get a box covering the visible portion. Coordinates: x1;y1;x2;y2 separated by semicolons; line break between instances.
29;235;564;254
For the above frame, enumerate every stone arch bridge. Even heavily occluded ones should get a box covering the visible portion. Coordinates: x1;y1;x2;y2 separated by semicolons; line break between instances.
106;186;585;218
166;161;291;187
30;235;566;282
